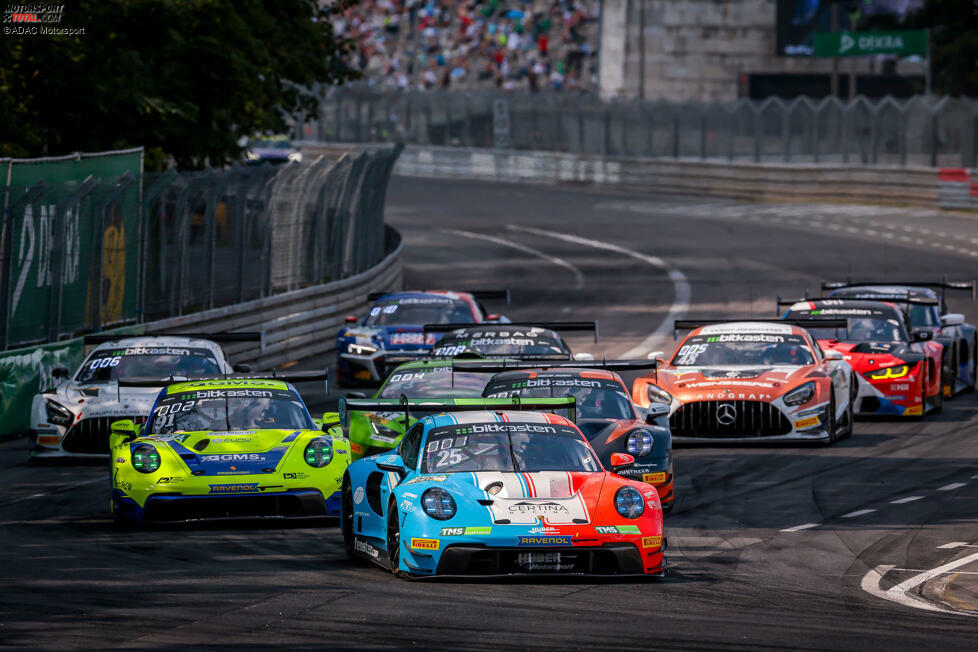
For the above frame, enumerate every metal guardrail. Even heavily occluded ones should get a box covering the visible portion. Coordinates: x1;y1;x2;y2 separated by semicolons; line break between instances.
311;86;978;168
0;145;402;350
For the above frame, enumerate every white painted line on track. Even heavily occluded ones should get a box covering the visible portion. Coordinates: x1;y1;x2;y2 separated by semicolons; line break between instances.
861;564;977;616
938;542;969;549
891;496;924;504
781;523;820;532
842;509;877;518
507;225;690;358
442;228;585;289
938;482;966;491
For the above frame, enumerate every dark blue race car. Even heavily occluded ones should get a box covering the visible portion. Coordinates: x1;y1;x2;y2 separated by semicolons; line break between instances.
336;290;509;386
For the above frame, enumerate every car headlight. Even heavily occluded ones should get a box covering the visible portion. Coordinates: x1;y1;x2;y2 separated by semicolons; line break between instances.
348;343;378;356
245;151;259;161
132;445;161;474
646;385;672;405
288;151;302;162
44;399;74;427
866;364;910;381
614;486;645;519
304;438;333;468
783;381;816;406
625;429;654;457
421;488;456;520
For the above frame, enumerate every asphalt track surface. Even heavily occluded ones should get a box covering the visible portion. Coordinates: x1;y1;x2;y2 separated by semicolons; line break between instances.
4;177;978;650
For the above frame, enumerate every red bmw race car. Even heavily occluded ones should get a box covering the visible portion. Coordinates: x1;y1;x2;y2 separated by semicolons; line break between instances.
780;299;944;417
631;320;855;444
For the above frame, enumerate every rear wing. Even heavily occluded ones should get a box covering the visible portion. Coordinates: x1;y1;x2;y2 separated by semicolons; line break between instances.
777;295;937;321
84;331;265;347
674;318;849;339
451;359;657;373
367;289;511;304
821;278;976;302
338;396;577;429
117;369;328;388
423;321;599;342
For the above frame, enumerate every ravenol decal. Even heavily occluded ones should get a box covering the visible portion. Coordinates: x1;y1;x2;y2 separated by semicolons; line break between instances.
642;535;663;549
410;538;440;551
208;483;259;494
440;526;492;536
793;416;820;430
642;472;667;484
517;535;573;546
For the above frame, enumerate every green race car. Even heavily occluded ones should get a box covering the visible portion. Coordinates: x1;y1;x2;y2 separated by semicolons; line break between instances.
346;359;493;459
110;372;348;524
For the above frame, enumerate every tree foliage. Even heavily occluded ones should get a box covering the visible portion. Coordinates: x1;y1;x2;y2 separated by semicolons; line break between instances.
0;0;359;168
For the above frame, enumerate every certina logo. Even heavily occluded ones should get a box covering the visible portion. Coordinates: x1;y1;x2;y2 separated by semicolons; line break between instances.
509;501;569;514
201;454;264;462
190;389;273;399
704;334;784;343
716;403;737;425
454;424;558;435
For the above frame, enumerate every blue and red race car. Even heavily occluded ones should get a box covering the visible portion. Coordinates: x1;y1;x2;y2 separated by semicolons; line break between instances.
336;290;509;386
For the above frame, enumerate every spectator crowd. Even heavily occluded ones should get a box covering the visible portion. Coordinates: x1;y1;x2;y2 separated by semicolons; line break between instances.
332;0;600;92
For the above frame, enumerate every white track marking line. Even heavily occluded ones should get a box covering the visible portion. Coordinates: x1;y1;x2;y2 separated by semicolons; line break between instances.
861;564;976;616
842;509;877;518
781;522;820;532
938;542;969;549
6;477;103;506
507;224;689;358
938;482;966;491
891;495;924;504
443;228;584;289
893;551;978;594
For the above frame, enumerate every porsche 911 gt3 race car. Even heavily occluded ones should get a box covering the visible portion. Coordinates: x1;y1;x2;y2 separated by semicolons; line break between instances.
465;359;675;510
30;332;260;459
339;398;666;578
425;322;597;361
822;279;977;396
631;320;855;444
344;359;496;459
780;300;944;417
336;290;510;386
110;371;348;524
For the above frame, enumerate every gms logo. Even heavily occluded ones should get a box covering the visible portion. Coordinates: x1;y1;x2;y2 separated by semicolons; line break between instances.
200;454;265;462
454;423;557;435
208;483;259;494
517;535;573;546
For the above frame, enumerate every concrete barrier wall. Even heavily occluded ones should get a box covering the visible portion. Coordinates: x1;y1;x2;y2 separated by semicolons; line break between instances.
302;142;978;212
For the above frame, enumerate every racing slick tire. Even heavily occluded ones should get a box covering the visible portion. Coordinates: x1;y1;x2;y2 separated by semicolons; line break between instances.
386;500;408;578
836;381;855;441
341;476;361;563
932;368;944;415
820;394;838;446
970;338;978;392
944;344;958;400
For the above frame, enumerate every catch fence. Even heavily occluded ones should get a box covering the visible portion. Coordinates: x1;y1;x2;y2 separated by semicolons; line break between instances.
0;145;401;350
313;87;978;168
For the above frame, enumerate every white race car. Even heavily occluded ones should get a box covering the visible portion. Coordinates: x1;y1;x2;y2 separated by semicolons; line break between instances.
29;333;260;459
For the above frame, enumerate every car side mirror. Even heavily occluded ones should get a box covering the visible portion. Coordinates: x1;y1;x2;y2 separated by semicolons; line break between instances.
646;351;664;361
321;412;341;433
233;363;252;372
346;391;367;399
109;419;138;449
645;403;670;423
610;452;635;474
573;352;594;361
376;453;407;476
912;330;933;342
486;313;500;321
345;315;358;324
52;367;70;379
823;350;843;361
941;313;965;327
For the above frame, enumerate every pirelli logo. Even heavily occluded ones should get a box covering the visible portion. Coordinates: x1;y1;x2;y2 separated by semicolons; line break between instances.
793;416;820;430
642;472;667;484
410;538;440;551
642;535;663;549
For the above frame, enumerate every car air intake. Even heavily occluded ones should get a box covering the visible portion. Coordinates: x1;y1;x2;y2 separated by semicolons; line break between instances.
669;400;791;438
61;416;146;454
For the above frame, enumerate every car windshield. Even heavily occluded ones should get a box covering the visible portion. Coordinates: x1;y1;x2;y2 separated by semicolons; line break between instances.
671;333;815;366
483;377;634;420
75;346;222;383
421;423;601;473
908;304;941;327
378;366;490;398
148;386;313;433
432;329;568;358
249;139;291;149
365;297;474;326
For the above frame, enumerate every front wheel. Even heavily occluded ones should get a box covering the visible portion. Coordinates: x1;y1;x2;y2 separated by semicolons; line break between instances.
820;393;837;446
341;477;359;562
836;381;854;441
386;502;407;578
